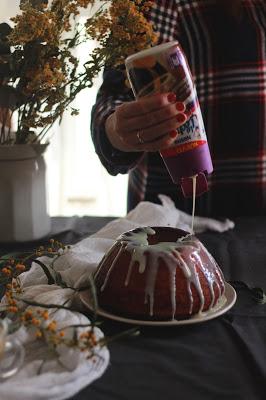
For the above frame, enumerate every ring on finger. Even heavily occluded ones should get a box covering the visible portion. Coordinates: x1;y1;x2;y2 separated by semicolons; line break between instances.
137;131;145;144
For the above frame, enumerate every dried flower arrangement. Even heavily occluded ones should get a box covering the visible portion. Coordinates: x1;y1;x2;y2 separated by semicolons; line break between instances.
0;0;157;144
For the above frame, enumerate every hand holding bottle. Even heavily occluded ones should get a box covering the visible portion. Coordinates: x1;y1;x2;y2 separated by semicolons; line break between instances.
105;92;186;153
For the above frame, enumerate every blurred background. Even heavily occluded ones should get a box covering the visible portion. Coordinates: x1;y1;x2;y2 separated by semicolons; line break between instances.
0;1;128;217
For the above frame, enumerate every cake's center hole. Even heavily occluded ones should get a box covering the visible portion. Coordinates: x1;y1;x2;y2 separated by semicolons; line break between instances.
147;228;184;245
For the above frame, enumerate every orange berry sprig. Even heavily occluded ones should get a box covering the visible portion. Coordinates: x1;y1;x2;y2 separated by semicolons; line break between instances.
1;238;138;360
5;293;101;357
0;240;101;359
34;238;71;258
0;239;71;287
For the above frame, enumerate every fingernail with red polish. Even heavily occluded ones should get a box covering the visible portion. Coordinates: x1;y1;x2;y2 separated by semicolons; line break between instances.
170;130;178;138
176;102;185;112
167;93;176;103
176;113;187;123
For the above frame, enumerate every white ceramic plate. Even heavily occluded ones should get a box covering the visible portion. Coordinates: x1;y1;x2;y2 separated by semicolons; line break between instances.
80;282;237;326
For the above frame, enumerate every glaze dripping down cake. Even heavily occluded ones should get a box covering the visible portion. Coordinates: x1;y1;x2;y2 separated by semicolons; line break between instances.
93;226;225;321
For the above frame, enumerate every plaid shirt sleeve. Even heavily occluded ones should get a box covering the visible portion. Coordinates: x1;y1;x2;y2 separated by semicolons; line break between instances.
90;63;143;176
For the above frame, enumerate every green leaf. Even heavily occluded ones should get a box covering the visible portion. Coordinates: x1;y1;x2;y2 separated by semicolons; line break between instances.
251;287;266;304
229;280;266;304
88;274;98;325
54;271;68;288
32;259;55;285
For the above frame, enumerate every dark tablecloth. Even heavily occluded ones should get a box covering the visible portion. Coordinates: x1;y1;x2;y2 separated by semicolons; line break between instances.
1;216;266;400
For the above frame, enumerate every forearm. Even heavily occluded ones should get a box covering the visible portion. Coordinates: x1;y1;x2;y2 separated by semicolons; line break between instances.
91;64;145;175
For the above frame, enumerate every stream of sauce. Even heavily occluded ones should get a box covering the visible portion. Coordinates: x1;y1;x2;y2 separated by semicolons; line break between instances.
191;174;197;233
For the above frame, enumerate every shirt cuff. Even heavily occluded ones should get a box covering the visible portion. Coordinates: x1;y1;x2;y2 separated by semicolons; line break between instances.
93;111;143;176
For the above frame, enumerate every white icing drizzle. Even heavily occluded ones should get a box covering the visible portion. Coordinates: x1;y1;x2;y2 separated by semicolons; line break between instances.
125;248;136;286
191;174;197;233
144;251;159;316
99;227;224;320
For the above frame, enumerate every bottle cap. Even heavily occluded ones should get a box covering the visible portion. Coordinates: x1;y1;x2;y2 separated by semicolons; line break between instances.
180;173;208;198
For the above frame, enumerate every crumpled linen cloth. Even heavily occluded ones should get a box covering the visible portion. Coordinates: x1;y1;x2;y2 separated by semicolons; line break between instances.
0;195;234;400
0;290;109;400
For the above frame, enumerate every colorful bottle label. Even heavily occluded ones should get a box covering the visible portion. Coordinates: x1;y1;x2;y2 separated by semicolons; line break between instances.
126;41;207;158
160;49;207;158
161;105;207;158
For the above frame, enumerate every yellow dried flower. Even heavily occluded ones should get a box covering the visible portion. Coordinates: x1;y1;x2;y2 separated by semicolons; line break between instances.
2;0;157;143
10;7;58;45
31;318;41;326
47;321;57;332
25;310;33;319
36;330;43;338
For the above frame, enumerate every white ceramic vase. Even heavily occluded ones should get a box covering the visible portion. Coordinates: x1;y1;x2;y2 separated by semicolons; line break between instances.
0;144;51;242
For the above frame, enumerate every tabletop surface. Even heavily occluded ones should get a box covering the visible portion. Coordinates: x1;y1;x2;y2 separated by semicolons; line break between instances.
1;216;266;400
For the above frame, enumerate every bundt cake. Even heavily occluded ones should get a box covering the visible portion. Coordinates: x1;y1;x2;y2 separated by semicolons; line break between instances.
93;226;225;321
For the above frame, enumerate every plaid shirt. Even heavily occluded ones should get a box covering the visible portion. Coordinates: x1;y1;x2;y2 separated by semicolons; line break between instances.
91;0;266;217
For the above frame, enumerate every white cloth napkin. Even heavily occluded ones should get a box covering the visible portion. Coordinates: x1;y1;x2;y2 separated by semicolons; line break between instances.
0;195;234;400
0;287;109;400
95;194;235;237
